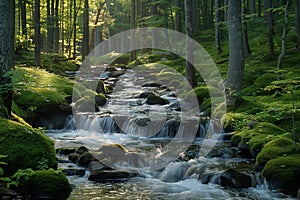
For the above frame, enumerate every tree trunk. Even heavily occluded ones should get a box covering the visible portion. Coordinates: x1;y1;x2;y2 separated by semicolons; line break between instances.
226;0;245;106
296;0;300;49
0;1;15;117
175;0;183;32
130;0;136;61
21;0;27;36
250;0;256;18
277;0;290;80
34;0;41;66
185;0;197;88
243;0;252;57
258;0;262;17
215;0;222;54
53;0;60;53
192;0;200;33
73;0;77;59
264;0;275;59
47;0;54;52
203;0;208;29
60;0;64;53
82;0;89;60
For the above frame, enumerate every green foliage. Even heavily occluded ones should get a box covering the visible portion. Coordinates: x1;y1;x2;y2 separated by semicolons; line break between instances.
0;118;57;175
223;112;248;132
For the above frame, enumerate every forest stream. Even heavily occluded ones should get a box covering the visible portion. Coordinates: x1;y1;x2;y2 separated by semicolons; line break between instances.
46;68;295;200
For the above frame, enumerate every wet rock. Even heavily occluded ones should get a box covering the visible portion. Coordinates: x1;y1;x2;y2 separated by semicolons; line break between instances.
88;170;138;183
138;92;155;99
160;162;190;183
88;161;112;172
96;80;106;94
56;148;76;155
95;94;107;106
68;153;79;163
62;168;85;177
76;146;89;155
146;94;169;105
95;144;127;165
109;71;125;78
0;187;18;199
222;133;234;141
142;83;164;88
77;152;97;167
237;142;252;158
218;169;252;189
59;104;72;113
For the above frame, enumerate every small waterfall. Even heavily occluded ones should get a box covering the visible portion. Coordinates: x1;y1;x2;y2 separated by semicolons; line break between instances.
160;162;190;182
63;115;75;130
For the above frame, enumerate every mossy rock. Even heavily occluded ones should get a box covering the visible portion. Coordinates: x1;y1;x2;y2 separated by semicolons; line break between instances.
253;73;277;95
248;134;279;158
262;155;300;196
231;122;286;147
256;138;298;170
223;112;247;132
229;97;264;114
0;118;57;175
25;170;72;199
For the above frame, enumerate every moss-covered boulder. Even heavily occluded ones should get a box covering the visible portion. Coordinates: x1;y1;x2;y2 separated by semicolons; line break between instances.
95;93;107;106
223;112;247;133
0;118;57;175
256;138;297;171
262;155;300;196
25;170;72;199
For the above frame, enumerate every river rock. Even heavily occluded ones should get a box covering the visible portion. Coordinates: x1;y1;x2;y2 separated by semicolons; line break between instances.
218;169;252;189
56;147;76;155
76;146;89;155
95;94;107;106
109;71;125;78
237;142;252;158
62;168;85;177
146;94;169;105
88;170;138;183
160;162;190;182
68;153;79;163
138;92;155;99
88;161;112;172
142;83;163;88
77;152;97;167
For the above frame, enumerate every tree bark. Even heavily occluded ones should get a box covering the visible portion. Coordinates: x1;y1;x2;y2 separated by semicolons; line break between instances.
243;0;252;57
53;0;60;53
264;0;275;59
277;0;290;80
0;1;15;116
21;0;27;36
250;0;256;18
215;0;222;54
258;0;262;17
226;0;245;106
82;0;89;60
185;0;196;88
73;0;77;59
130;0;136;61
296;0;300;49
34;0;41;66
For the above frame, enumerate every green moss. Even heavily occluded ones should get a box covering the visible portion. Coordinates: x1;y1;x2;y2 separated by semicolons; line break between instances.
25;170;72;199
256;138;298;168
231;96;264;114
12;67;74;110
0;118;57;175
223;112;248;132
262;155;300;195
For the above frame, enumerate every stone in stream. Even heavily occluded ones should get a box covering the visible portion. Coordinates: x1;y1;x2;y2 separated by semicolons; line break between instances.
88;170;139;183
77;152;97;167
56;147;76;155
62;168;85;177
217;169;253;189
146;94;169;105
68;153;79;163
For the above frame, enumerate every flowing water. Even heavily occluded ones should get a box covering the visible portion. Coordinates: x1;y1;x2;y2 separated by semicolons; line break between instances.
46;68;295;200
